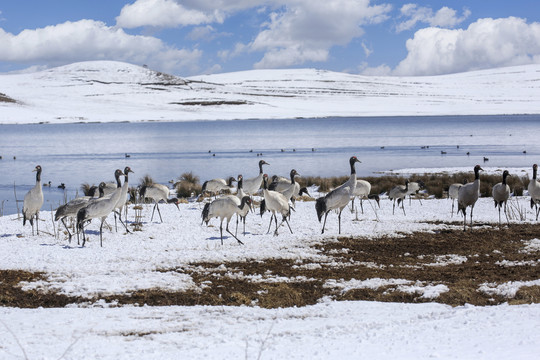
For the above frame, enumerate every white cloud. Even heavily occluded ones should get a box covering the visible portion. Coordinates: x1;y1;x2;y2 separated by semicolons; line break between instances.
250;0;392;68
396;4;470;33
116;0;225;28
393;17;540;76
0;19;202;75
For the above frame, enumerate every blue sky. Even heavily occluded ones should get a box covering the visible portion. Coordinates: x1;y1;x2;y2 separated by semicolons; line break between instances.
1;1;539;76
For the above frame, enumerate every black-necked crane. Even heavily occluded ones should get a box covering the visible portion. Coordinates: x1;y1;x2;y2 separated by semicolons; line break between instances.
389;180;409;215
458;165;483;231
492;170;510;227
202;176;236;197
202;195;253;245
235;174;251;235
448;180;466;216
269;171;310;206
139;183;180;222
55;182;105;244
350;179;380;215
315;156;361;234
528;164;540;220
77;169;125;246
112;166;134;233
22;165;44;236
261;174;293;236
243;160;269;195
406;181;425;205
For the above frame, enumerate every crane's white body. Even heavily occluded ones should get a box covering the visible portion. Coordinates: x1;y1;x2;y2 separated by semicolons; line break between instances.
23;165;44;235
234;175;250;235
202;177;236;196
202;195;251;244
262;182;292;236
492;170;510;226
389;180;409;215
448;183;463;216
55;184;103;243
77;170;124;246
316;157;360;234
458;165;483;231
113;167;133;232
243;160;269;195
528;164;540;220
140;183;179;222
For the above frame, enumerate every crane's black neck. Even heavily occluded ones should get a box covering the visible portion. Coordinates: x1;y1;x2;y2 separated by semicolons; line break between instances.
239;196;251;209
474;167;481;180
115;171;122;188
349;157;358;175
259;161;265;174
290;170;297;184
124;167;131;184
237;177;243;190
533;166;538;180
228;177;235;186
502;171;509;185
35;167;42;183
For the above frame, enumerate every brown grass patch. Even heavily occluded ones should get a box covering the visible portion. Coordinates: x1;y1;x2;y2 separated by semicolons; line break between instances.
2;224;539;309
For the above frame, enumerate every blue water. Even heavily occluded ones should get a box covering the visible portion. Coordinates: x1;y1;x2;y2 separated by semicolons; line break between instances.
1;115;539;215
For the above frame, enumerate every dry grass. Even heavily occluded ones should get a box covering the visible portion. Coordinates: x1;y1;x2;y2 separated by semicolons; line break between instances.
2;223;539;308
0;93;16;103
304;172;529;199
175;172;202;198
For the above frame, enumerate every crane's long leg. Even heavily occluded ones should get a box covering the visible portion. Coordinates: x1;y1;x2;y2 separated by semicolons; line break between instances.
392;200;396;215
321;212;329;234
282;217;293;234
219;219;224;245
462;208;467;231
470;205;474;230
114;210;131;233
451;200;455;217
36;212;40;235
99;219;105;247
150;201;163;223
61;218;73;243
504;202;509;225
226;220;244;245
338;209;342;234
156;203;163;223
266;213;275;234
401;200;406;216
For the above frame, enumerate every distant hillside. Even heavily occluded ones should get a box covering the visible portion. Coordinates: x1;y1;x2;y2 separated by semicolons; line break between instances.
1;61;540;124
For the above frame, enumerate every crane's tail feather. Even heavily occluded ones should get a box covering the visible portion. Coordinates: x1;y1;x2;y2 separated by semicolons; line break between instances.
260;199;266;216
315;197;326;222
76;208;87;232
201;202;210;225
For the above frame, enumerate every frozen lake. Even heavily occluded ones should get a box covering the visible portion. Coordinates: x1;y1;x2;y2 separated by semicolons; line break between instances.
1;115;539;215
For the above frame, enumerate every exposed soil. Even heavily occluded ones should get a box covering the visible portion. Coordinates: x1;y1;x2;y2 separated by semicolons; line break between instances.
2;223;539;309
0;92;16;103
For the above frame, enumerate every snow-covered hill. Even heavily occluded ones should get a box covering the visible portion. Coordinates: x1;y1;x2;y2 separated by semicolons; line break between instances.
1;60;540;124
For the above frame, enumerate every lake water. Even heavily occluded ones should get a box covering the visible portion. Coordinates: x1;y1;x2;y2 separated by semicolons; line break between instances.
1;115;539;215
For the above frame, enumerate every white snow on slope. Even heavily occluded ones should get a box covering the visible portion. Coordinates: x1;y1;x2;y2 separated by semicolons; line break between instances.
1;61;540;124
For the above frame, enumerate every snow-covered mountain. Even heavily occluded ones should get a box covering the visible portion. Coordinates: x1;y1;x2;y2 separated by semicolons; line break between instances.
1;60;540;124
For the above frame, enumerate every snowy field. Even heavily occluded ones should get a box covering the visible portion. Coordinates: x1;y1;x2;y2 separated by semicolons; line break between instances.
1;61;540;358
1;61;540;124
1;190;540;359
